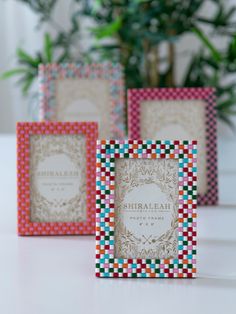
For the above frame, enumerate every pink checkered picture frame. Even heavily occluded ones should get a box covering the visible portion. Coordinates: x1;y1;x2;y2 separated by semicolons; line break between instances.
39;63;125;139
128;87;218;206
17;121;98;236
96;140;197;278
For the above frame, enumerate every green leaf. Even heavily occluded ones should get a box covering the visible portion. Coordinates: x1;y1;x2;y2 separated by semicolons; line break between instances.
192;27;222;62
16;48;39;67
89;17;122;39
217;98;236;110
91;0;102;14
89;44;120;52
56;51;69;63
217;111;235;130
227;34;236;62
44;33;53;62
1;68;28;79
221;109;236;115
21;76;35;95
69;9;81;35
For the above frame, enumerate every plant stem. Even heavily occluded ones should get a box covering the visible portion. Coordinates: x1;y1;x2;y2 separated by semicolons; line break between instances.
149;46;159;87
143;39;150;86
167;41;175;86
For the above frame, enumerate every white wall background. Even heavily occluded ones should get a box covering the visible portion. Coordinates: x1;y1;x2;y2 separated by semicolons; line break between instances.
0;0;235;203
0;0;41;131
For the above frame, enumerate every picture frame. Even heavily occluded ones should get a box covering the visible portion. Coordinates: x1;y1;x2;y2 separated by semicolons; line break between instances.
39;63;125;139
17;121;98;236
95;139;197;278
128;87;218;206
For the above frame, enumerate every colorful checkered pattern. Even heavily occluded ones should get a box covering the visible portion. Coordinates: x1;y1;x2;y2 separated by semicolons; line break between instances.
17;121;98;236
38;63;125;139
95;140;197;278
128;87;218;206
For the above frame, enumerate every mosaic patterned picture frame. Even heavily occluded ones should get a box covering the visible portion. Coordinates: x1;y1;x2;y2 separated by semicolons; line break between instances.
17;121;98;236
39;63;125;139
95;140;197;278
128;87;218;206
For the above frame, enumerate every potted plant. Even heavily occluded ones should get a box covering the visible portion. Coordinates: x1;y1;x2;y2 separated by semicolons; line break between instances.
2;0;236;126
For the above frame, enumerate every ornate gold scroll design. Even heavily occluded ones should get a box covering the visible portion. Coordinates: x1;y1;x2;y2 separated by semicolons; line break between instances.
29;134;86;222
114;159;178;259
55;79;111;138
140;100;207;194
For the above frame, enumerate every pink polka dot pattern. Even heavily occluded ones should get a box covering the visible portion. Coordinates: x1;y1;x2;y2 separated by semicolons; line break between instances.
17;121;98;236
128;87;218;206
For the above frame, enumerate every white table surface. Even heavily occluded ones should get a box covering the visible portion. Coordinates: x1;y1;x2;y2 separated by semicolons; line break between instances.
0;135;236;314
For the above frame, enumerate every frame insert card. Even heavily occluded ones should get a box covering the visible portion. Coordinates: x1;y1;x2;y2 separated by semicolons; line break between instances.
17;121;98;235
96;140;197;278
128;87;218;205
39;63;125;139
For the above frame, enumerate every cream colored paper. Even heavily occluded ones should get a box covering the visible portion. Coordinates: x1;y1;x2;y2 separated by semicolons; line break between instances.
55;79;111;138
29;134;86;222
140;100;207;194
114;158;178;259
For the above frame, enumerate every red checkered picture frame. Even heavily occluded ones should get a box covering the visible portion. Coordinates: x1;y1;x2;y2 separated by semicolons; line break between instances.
96;140;197;278
128;87;218;205
17;121;98;236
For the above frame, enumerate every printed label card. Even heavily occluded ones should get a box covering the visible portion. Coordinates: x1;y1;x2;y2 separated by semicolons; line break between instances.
17;122;98;235
96;140;197;278
39;63;125;139
114;158;179;260
128;88;218;205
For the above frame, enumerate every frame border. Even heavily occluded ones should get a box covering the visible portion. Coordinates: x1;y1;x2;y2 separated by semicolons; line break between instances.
17;121;98;236
95;140;197;278
128;87;218;205
39;62;125;139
